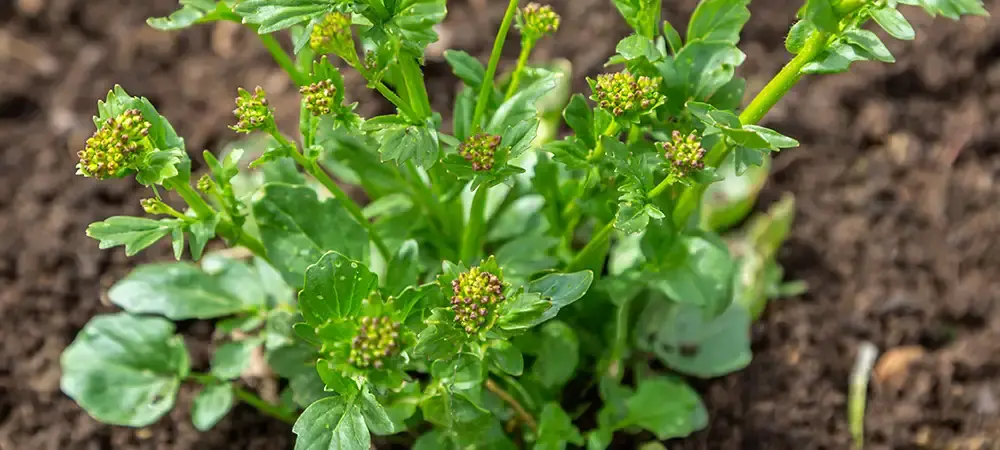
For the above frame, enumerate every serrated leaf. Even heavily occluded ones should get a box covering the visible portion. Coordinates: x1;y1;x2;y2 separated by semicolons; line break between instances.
487;341;524;376
60;313;189;427
187;214;220;261
234;0;333;34
87;216;181;256
378;124;440;169
527;270;594;323
211;339;260;380
192;383;234;431
299;251;378;325
616;203;651;234
686;0;750;45
108;262;256;320
871;6;915;40
563;94;595;148
292;395;370;450
536;402;585;450
414;311;463;359
384;0;448;56
252;183;369;288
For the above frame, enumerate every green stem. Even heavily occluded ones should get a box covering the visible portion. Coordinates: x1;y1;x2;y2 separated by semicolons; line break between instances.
646;174;673;199
354;63;420;122
257;33;310;87
566;220;614;273
273;131;391;259
504;39;535;100
234;386;297;425
167;179;268;258
587;122;621;162
606;294;634;380
472;0;520;129
460;186;489;263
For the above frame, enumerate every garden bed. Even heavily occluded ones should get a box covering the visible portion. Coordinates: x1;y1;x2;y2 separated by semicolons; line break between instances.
1;0;999;448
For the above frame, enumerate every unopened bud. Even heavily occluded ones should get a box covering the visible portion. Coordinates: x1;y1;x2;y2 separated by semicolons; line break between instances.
519;3;560;39
229;86;273;134
310;12;359;66
300;79;337;117
458;133;502;172
591;71;663;118
77;108;153;179
660;130;707;179
450;265;506;335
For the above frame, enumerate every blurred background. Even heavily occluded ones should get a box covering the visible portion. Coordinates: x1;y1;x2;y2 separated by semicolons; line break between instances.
2;0;999;448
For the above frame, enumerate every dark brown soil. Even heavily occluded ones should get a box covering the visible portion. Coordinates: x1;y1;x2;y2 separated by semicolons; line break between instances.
2;0;999;449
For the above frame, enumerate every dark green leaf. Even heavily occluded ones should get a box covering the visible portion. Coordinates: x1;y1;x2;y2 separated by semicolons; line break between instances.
531;321;579;389
844;29;895;62
186;215;219;261
497;292;552;332
201;254;268;308
234;0;333;34
378;124;440;169
527;270;594;323
649;233;735;313
909;0;987;19
292;395;370;450
871;6;915;40
615;34;662;62
658;41;745;112
802;40;869;74
563;94;595;148
384;0;448;56
686;0;750;44
360;386;395;435
108;262;256;320
487;341;524;376
211;339;260;380
147;0;228;31
662;21;683;54
785;20;817;53
536;402;585;450
616;202;652;234
316;359;359;396
414;310;464;359
413;430;453;450
640;302;752;377
299;251;379;325
384;239;420;297
192;383;234;431
431;353;484;390
804;0;842;32
621;376;706;440
443;50;484;88
488;69;558;133
87;216;180;257
252;183;369;288
61;313;189;427
613;0;661;38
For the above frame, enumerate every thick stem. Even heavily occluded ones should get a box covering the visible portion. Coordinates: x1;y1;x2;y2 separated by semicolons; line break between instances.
460;186;489;263
273;132;391;259
504;39;535;100
485;378;537;433
234;386;298;425
566;220;614;273
257;34;310;87
472;0;520;129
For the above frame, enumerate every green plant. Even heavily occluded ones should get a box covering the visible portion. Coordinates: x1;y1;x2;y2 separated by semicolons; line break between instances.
62;0;986;448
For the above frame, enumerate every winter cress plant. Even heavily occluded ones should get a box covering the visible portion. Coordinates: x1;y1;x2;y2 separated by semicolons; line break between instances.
62;0;986;448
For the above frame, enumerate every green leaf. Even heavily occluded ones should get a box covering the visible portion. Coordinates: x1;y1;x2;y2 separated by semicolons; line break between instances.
147;0;228;31
419;388;490;429
802;40;870;74
909;0;987;19
614;34;662;63
384;239;420;297
488;69;558;133
87;216;181;257
662;20;683;54
431;353;484;390
621;376;706;440
658;41;745;113
843;29;895;63
649;233;735;313
444;50;484;88
527;271;594;323
60;313;189;427
108;262;256;320
252;183;369;288
616;202;657;234
871;6;915;40
192;383;234;431
186;214;220;261
640;303;752;377
613;0;661;38
360;386;396;435
531;321;579;389
201;254;268;308
536;403;585;450
785;20;816;54
497;292;552;332
377;124;440;169
383;0;448;56
234;0;333;34
299;251;379;326
686;0;750;45
414;310;464;359
414;430;453;450
487;341;524;376
804;0;842;32
563;94;595;148
292;395;371;450
211;339;260;380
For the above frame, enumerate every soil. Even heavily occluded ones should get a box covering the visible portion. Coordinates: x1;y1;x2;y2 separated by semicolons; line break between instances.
2;0;999;449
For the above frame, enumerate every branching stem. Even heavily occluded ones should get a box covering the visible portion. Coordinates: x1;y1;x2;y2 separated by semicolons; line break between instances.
485;378;538;433
472;0;520;129
504;39;535;100
166;178;268;258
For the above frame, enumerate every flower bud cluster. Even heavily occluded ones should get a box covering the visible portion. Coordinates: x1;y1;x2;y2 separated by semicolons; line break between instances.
660;130;706;177
300;80;337;117
196;174;216;194
450;267;506;334
593;71;662;117
520;3;560;39
348;316;400;370
140;198;172;216
310;12;357;64
458;133;502;172
78;109;151;179
230;86;273;134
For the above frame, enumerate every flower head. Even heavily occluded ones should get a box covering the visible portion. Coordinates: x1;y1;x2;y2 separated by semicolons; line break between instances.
519;3;560;39
77;109;152;179
660;130;706;177
450;266;506;334
140;198;172;216
196;174;216;194
230;86;273;134
592;71;663;117
348;315;401;370
310;12;358;65
300;80;337;117
458;133;502;172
